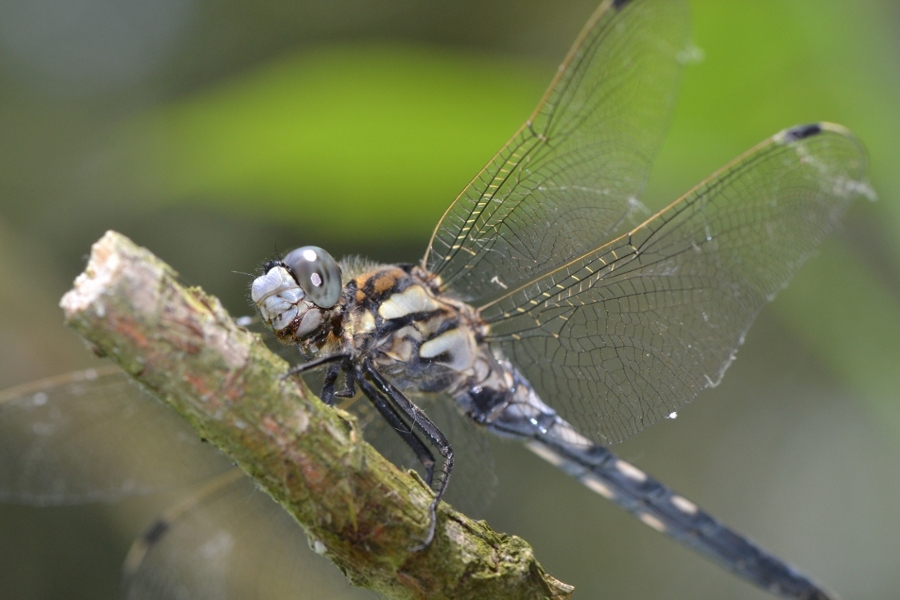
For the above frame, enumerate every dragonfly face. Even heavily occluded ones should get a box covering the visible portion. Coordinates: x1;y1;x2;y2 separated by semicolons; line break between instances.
251;245;343;343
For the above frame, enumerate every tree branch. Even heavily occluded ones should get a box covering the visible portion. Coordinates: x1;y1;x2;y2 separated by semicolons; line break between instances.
60;231;573;600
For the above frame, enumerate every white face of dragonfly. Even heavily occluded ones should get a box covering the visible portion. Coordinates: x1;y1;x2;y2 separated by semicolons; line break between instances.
251;246;342;341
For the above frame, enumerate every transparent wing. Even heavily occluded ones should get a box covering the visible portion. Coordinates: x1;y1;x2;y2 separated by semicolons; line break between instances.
124;470;374;600
0;367;233;504
481;124;872;444
424;0;691;303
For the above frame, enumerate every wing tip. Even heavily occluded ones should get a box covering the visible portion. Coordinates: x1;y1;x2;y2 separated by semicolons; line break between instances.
778;121;863;147
782;123;823;143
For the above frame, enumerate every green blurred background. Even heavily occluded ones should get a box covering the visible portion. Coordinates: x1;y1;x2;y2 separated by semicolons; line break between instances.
1;0;898;598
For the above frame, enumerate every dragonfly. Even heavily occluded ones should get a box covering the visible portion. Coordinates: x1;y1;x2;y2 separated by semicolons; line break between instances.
250;0;871;597
0;0;872;598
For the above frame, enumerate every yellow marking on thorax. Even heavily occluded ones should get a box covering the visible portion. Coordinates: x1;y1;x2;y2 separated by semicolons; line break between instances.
378;285;441;320
380;325;422;363
347;310;376;336
418;327;477;372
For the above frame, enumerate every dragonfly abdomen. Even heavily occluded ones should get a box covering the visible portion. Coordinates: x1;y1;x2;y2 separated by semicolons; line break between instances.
524;425;835;600
453;356;835;599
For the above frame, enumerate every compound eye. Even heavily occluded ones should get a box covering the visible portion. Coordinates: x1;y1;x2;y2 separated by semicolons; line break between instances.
282;246;342;308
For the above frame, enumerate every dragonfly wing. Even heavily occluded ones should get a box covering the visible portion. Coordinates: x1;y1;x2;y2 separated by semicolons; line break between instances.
482;124;872;444
425;0;691;303
0;367;233;504
124;470;375;600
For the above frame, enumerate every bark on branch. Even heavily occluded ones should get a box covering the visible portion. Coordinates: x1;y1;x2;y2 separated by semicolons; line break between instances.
60;230;573;600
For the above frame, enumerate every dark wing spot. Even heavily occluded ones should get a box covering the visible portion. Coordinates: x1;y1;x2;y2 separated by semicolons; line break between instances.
141;518;170;545
784;123;822;143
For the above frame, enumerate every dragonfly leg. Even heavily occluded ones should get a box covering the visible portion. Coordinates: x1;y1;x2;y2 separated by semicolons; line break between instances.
333;369;356;399
318;358;357;405
362;363;454;551
353;370;436;485
294;355;443;548
282;353;349;379
320;362;342;406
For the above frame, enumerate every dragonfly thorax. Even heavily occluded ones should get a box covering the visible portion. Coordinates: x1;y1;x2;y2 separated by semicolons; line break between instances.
340;264;492;393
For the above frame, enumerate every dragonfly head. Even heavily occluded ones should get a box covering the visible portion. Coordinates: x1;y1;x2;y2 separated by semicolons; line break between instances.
251;246;342;343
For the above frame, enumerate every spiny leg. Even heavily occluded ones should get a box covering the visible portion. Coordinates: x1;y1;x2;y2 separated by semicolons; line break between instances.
287;354;435;486
363;363;454;550
282;353;349;379
333;367;357;399
354;372;437;488
320;362;342;406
